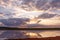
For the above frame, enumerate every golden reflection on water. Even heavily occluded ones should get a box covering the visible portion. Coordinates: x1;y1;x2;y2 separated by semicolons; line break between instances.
25;32;41;38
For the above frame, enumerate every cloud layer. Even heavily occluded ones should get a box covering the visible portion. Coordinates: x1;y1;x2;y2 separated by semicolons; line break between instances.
0;0;60;26
0;0;60;18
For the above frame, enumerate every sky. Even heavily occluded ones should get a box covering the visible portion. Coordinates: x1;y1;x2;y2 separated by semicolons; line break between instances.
0;0;60;25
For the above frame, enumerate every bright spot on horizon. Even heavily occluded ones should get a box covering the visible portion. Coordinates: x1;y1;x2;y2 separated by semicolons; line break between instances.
25;32;40;38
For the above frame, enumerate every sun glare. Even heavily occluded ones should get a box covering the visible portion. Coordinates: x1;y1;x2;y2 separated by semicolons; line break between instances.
25;32;39;38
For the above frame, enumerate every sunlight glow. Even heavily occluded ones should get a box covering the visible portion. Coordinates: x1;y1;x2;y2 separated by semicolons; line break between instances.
25;32;39;38
39;19;60;25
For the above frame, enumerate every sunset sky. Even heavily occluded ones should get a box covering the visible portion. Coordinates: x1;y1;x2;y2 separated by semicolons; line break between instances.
0;0;60;26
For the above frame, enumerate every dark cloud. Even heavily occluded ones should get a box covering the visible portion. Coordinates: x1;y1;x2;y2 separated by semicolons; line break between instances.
52;0;60;2
38;13;57;19
23;0;32;4
1;0;60;10
0;18;30;27
1;0;60;11
35;0;49;10
2;0;9;2
20;0;60;11
51;0;60;8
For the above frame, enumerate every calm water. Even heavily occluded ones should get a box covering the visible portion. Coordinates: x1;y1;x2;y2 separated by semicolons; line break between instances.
0;30;60;39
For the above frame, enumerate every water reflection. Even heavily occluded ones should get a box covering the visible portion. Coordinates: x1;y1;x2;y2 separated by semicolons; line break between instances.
0;30;60;39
